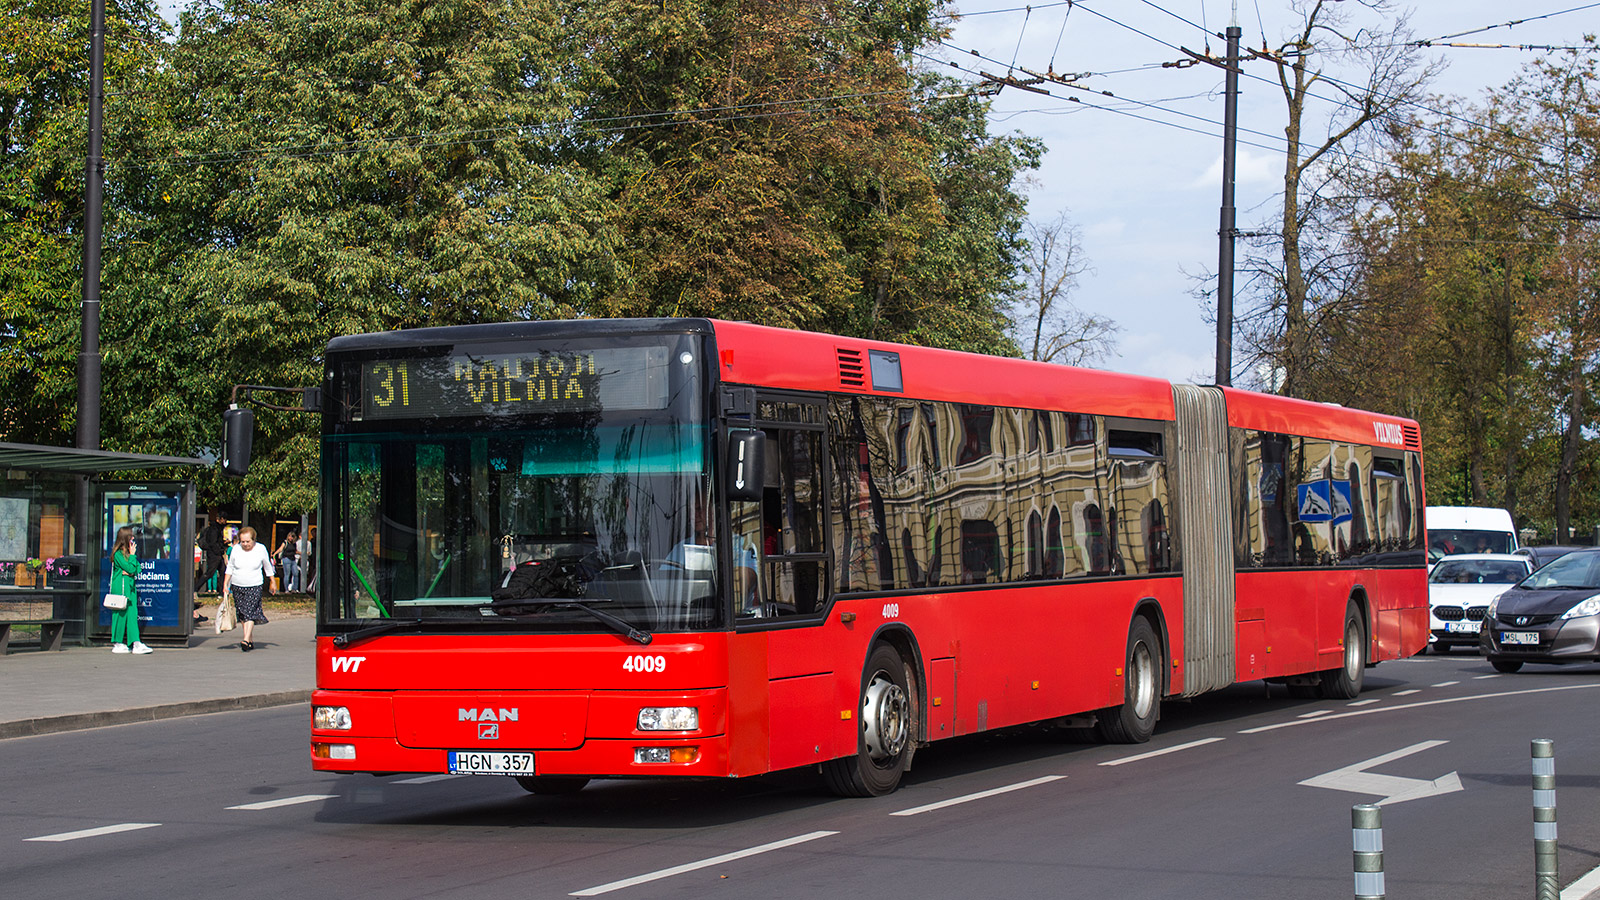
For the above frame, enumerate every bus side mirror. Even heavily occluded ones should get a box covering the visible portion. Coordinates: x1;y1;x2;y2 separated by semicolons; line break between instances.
222;406;255;477
727;430;765;502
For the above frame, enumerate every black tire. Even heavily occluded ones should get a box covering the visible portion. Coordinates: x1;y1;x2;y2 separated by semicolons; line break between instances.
1319;601;1366;699
822;644;916;797
1490;658;1523;674
1096;618;1161;743
514;775;590;795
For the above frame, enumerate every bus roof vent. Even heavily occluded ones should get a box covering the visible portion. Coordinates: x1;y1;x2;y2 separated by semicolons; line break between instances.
836;348;866;388
1403;425;1421;449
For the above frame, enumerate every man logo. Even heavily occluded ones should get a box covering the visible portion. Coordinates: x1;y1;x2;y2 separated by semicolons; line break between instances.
478;723;500;740
458;708;519;722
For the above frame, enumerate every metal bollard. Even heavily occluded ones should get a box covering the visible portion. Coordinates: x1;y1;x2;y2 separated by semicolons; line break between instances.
1533;739;1559;900
1353;803;1385;900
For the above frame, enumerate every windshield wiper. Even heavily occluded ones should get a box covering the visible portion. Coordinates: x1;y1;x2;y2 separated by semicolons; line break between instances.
494;599;653;645
333;618;425;648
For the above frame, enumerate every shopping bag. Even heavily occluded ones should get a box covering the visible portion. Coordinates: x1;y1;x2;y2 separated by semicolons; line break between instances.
103;593;128;610
215;595;237;633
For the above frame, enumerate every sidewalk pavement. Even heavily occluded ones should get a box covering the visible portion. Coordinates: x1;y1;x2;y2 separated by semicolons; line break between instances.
0;611;316;740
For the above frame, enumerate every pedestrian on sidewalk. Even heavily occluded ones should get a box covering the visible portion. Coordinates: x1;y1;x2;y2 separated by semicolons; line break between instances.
222;526;275;652
275;528;301;593
110;526;153;655
194;510;227;623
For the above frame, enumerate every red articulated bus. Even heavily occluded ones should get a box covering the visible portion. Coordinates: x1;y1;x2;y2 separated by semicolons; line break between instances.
308;318;1427;796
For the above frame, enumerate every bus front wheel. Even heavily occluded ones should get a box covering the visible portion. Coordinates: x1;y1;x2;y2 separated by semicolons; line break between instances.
823;644;916;797
1096;618;1161;743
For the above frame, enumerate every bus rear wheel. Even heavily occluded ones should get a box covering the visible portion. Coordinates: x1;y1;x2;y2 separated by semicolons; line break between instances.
515;775;590;795
1096;618;1161;743
1319;601;1366;699
823;644;916;797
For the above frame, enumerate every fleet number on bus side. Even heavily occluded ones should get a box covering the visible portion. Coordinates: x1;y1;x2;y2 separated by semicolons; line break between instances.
623;654;667;672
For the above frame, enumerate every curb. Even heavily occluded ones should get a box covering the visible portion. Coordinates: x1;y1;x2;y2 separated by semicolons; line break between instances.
0;690;311;740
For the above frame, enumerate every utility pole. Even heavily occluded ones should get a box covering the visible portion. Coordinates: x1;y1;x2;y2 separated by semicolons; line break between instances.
77;0;105;590
1214;22;1241;387
79;0;105;454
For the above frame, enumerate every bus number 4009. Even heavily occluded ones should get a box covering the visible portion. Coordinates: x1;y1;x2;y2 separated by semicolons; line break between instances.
623;655;666;672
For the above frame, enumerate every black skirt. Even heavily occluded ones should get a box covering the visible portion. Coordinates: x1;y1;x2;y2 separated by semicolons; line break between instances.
232;584;270;625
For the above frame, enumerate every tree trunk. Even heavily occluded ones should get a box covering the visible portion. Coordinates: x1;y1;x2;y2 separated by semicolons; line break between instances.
1280;55;1309;398
1555;337;1584;541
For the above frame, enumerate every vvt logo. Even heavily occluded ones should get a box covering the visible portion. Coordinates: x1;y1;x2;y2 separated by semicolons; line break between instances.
330;656;366;672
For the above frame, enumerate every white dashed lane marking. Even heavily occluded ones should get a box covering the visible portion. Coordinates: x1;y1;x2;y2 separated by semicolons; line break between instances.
570;831;839;896
1099;738;1224;767
26;823;160;842
891;775;1066;816
227;794;336;810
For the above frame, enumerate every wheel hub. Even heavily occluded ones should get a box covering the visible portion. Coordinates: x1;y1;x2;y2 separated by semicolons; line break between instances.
862;672;908;761
1129;641;1155;719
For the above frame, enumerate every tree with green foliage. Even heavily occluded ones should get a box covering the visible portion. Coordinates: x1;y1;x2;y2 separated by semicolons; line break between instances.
127;0;621;512
585;0;1039;355
1;0;170;446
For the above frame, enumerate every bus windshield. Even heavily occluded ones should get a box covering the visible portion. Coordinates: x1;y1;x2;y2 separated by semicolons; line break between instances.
324;333;719;633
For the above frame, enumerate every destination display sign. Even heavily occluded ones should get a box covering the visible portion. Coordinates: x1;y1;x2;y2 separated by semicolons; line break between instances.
358;346;671;419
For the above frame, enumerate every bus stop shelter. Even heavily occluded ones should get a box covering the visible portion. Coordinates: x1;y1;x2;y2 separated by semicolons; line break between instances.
0;442;207;651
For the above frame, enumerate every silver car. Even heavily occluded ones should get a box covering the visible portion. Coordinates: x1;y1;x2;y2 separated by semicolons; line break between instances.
1482;548;1600;673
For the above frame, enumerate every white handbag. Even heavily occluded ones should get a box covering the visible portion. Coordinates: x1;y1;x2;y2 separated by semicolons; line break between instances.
103;592;128;610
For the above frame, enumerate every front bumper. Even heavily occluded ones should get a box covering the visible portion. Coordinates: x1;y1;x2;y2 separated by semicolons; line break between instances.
1480;615;1600;663
309;688;733;778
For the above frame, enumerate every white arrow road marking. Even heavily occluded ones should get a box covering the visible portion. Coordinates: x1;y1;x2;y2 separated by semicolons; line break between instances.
1299;740;1464;806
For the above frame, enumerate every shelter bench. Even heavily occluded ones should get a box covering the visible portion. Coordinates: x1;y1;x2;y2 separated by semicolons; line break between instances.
0;619;66;653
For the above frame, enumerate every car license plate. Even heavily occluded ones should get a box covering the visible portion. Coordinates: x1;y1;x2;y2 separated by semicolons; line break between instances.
448;751;534;775
1447;621;1480;634
1500;632;1539;645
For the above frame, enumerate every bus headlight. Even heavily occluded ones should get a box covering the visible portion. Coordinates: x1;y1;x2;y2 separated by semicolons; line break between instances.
637;707;698;731
313;706;353;730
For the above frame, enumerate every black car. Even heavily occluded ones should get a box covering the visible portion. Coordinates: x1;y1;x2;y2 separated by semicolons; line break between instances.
1481;548;1600;672
1513;544;1587;570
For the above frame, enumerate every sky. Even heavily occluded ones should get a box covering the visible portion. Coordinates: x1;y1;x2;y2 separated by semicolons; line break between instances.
150;1;1593;384
940;0;1596;384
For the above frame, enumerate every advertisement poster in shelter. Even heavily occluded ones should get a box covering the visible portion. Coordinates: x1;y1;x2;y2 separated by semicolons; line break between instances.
97;489;184;631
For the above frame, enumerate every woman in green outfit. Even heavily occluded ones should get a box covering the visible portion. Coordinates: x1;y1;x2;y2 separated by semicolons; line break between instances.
110;525;152;655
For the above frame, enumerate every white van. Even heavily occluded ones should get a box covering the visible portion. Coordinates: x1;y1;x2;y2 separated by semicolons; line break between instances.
1426;506;1518;564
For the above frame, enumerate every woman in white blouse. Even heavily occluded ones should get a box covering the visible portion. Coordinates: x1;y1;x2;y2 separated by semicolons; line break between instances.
222;526;275;652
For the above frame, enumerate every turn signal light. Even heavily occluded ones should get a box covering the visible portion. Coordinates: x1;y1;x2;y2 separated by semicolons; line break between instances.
312;743;356;760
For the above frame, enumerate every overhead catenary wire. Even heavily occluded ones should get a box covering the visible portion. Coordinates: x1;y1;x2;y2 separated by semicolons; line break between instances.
1043;0;1593;181
1410;2;1600;47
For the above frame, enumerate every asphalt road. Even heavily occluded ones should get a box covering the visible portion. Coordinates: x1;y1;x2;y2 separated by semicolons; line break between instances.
4;652;1599;900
